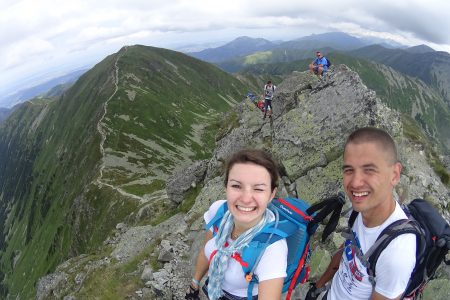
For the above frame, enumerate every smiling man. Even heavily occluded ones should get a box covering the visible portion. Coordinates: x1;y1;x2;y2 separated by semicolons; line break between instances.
306;127;416;300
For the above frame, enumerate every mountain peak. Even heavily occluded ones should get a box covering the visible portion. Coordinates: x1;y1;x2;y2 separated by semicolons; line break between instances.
405;44;436;54
188;36;275;63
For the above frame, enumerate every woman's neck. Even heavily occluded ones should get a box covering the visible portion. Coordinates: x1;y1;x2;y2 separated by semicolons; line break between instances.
232;218;262;239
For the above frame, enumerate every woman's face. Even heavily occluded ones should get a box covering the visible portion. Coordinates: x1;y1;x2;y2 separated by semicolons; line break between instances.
226;162;276;231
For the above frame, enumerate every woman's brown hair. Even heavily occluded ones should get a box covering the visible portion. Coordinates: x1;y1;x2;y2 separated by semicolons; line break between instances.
224;149;279;191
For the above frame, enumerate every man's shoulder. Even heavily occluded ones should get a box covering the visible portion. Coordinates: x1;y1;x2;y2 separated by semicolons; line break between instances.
386;201;409;224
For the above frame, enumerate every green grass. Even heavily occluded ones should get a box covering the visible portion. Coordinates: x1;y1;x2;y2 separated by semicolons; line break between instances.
122;180;165;197
76;237;163;299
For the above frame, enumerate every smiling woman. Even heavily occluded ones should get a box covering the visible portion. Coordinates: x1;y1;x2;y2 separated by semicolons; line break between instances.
185;149;287;300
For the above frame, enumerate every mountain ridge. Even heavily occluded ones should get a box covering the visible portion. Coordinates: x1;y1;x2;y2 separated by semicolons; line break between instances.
0;44;249;298
349;44;450;109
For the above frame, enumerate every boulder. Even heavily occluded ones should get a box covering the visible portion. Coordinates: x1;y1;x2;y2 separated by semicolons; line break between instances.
166;159;209;204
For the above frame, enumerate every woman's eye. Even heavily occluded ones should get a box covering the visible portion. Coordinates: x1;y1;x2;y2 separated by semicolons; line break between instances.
231;184;241;189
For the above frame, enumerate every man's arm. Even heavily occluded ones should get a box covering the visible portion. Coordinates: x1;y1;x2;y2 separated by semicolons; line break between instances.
315;245;343;288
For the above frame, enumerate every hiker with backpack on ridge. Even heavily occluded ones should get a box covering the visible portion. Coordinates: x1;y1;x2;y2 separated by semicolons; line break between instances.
263;80;276;119
309;51;329;77
306;127;417;300
185;149;288;300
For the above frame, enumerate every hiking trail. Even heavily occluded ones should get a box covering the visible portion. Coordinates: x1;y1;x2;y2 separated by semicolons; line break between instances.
95;46;142;201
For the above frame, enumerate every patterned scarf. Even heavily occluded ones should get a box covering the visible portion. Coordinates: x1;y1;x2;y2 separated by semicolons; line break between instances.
207;209;271;300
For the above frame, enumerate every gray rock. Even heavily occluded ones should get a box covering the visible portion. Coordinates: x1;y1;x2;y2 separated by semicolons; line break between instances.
141;266;154;282
36;272;68;300
158;249;174;262
166;159;209;204
74;272;85;285
116;222;126;231
160;239;172;251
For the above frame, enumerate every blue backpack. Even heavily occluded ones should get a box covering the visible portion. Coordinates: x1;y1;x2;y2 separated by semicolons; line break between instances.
205;193;345;300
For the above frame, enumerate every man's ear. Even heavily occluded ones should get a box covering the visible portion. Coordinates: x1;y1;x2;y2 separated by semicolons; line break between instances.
391;162;402;186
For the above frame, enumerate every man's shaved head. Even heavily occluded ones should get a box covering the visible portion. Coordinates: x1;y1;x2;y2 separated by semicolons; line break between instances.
345;127;398;164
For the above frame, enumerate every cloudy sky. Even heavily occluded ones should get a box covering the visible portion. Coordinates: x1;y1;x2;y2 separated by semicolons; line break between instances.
2;0;450;103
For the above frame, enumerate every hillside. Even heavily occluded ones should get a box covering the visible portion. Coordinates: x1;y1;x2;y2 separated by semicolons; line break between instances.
0;107;12;123
36;66;450;299
0;45;248;298
349;45;450;108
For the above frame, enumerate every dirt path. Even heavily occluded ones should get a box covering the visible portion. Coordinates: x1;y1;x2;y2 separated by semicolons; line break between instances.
95;47;142;201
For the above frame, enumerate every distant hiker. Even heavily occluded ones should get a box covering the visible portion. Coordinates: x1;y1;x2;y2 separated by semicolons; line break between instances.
185;149;287;300
309;51;329;76
306;127;416;300
263;81;276;119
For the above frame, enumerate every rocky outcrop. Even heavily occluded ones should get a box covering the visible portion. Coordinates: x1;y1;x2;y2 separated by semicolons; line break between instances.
166;159;208;204
36;66;450;300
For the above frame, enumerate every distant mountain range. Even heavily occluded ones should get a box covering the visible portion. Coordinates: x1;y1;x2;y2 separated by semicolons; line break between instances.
0;69;88;109
188;32;406;64
348;45;450;108
188;36;277;62
188;33;450;133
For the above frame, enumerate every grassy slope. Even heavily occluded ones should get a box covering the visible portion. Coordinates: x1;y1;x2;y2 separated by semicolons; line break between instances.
102;46;246;188
349;45;450;104
0;55;115;297
0;45;248;298
333;52;450;154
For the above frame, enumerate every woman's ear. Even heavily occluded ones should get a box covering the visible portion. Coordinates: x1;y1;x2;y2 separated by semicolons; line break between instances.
269;187;277;201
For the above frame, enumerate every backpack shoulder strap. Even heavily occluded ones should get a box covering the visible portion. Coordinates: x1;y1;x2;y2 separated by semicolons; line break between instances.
348;210;358;228
204;202;228;234
366;219;421;273
343;212;422;287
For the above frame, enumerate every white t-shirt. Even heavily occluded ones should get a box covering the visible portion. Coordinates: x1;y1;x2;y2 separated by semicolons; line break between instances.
329;201;416;300
204;200;288;297
264;84;276;100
